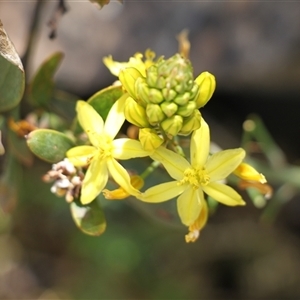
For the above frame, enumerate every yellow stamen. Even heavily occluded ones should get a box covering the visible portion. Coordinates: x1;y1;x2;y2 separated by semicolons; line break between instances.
180;167;210;189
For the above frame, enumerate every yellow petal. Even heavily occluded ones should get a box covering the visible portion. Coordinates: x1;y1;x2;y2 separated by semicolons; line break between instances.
66;145;96;167
139;181;186;203
103;175;144;200
127;53;147;76
206;148;245;182
185;199;208;243
112;138;150;159
203;182;245;206
76;101;104;147
103;55;128;77
177;187;203;226
107;158;140;197
103;53;146;77
104;94;127;139
234;163;267;183
81;160;108;204
150;147;189;181
194;72;216;108
190;118;210;167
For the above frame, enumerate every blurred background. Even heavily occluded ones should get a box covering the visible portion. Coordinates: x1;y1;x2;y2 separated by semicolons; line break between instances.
1;1;300;299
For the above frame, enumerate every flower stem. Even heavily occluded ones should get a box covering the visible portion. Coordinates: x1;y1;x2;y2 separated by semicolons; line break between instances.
140;160;161;180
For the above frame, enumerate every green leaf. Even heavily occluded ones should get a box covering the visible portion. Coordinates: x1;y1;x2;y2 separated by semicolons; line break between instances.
51;89;78;121
87;85;124;120
28;52;64;107
70;200;106;236
0;20;25;112
26;129;75;163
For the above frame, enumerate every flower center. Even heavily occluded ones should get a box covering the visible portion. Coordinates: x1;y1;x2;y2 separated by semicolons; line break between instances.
97;134;113;161
179;167;210;189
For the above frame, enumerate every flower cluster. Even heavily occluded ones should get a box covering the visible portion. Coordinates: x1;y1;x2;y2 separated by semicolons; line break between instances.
43;158;83;203
47;50;267;242
104;51;215;151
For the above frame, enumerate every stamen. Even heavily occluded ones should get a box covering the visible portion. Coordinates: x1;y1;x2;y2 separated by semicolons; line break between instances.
181;167;210;189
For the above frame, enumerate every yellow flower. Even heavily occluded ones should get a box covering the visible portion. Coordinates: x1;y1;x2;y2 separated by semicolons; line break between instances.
234;162;267;183
103;49;156;77
139;118;246;226
66;98;150;205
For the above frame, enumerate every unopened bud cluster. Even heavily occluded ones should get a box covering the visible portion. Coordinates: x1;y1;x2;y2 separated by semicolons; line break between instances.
120;53;215;139
43;158;83;203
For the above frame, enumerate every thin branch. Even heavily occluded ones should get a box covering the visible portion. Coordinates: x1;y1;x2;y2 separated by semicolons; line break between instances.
22;0;44;72
48;0;68;39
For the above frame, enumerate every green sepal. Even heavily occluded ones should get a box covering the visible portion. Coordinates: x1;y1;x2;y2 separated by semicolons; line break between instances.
26;129;75;163
70;200;106;236
28;52;64;107
0;20;25;112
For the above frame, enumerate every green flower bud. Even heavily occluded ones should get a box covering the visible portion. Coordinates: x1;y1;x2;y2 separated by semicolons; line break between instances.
173;92;190;106
146;54;195;98
161;115;183;137
135;77;150;106
179;110;201;136
177;101;196;117
157;54;194;93
119;67;143;99
148;88;164;104
146;65;159;88
146;104;165;125
124;97;150;128
189;83;199;100
139;128;164;152
155;76;167;90
194;72;216;108
160;101;178;117
162;88;177;102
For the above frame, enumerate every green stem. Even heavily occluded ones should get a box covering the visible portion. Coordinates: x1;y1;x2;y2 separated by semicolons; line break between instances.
171;135;185;157
260;183;298;224
140;160;161;180
242;114;287;169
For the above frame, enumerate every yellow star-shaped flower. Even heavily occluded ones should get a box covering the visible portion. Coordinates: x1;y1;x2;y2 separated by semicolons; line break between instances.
103;49;156;77
66;97;150;204
139;118;246;226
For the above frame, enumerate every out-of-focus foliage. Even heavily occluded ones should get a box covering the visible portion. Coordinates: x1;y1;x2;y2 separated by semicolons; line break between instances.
28;51;64;108
26;129;75;163
0;20;25;112
70;200;107;236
